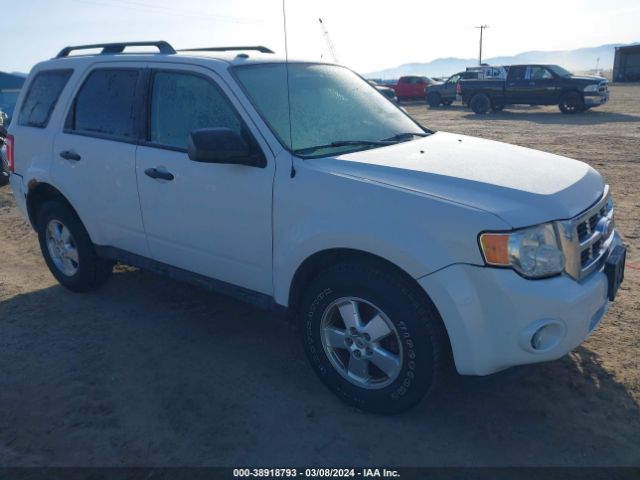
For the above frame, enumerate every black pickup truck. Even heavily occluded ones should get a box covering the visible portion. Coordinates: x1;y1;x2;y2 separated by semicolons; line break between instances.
460;64;609;114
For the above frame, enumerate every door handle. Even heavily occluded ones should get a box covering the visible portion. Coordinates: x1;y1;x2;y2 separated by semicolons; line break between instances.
60;150;81;161
144;167;174;181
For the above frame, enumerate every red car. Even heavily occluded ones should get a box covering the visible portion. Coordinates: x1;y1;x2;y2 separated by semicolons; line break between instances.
392;75;437;101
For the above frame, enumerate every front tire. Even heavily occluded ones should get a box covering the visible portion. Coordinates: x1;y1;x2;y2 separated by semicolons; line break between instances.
559;91;585;114
427;92;442;108
37;200;113;292
299;261;449;414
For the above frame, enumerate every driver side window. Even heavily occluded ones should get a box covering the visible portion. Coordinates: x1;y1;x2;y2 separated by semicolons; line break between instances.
149;71;242;150
530;67;553;80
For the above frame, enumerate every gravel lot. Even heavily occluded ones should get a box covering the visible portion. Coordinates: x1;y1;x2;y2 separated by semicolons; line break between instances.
0;85;639;467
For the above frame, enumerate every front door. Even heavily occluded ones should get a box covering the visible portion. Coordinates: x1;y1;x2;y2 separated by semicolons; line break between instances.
442;74;460;101
527;66;560;104
135;65;275;294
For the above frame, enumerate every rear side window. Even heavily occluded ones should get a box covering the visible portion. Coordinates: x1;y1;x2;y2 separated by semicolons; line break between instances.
18;70;72;128
148;71;242;150
67;69;139;140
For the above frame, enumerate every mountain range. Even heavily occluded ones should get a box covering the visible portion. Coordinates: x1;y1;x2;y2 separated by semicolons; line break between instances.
364;43;637;79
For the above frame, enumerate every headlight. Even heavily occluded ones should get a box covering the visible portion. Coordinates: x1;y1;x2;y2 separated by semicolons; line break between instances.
479;223;565;279
584;84;599;92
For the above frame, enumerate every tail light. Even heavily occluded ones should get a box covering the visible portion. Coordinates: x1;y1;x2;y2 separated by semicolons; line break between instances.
6;134;14;172
5;135;16;173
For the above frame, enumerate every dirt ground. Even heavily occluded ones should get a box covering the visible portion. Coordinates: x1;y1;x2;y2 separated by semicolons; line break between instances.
0;85;639;467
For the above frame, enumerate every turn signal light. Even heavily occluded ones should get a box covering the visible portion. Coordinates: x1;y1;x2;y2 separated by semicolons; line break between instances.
479;233;510;266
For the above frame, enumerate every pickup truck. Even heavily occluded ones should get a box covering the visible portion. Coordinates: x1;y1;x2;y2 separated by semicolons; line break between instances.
393;75;437;102
460;64;609;114
425;66;509;108
8;41;626;414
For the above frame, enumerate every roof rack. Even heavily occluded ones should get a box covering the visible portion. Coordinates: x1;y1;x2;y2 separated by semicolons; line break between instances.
56;41;176;58
178;46;274;54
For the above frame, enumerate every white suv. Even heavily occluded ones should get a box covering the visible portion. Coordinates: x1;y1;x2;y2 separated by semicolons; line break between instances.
7;41;626;414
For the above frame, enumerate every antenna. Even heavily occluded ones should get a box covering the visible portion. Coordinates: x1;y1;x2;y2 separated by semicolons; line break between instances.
475;25;489;65
283;0;295;178
319;18;339;63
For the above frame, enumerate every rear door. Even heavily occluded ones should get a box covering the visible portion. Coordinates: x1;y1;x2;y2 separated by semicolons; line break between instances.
505;66;529;103
52;64;149;256
135;64;275;294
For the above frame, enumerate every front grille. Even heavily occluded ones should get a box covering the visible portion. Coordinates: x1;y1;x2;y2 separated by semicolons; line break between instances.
556;185;615;280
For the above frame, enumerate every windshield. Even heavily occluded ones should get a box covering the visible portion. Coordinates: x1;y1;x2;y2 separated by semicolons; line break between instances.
547;65;572;77
234;63;427;158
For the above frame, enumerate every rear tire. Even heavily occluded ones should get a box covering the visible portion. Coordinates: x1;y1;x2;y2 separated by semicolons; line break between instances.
470;94;491;114
559;91;585;114
427;92;442;108
0;146;8;187
37;200;113;292
299;260;449;414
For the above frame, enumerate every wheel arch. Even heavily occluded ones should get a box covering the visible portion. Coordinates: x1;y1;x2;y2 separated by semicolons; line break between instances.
26;181;80;229
559;88;584;100
287;248;443;322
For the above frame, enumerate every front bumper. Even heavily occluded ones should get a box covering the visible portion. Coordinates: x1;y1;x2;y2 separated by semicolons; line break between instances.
584;91;609;107
418;233;622;376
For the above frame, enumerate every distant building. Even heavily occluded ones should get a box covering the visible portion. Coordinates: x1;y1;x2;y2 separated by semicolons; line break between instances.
613;45;640;82
0;71;26;123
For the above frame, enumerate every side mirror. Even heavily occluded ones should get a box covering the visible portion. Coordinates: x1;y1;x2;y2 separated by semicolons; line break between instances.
187;128;265;167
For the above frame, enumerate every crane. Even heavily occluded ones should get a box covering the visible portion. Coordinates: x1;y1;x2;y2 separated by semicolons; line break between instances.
318;18;339;64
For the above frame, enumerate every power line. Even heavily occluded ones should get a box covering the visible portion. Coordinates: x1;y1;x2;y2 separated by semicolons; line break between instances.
70;0;272;25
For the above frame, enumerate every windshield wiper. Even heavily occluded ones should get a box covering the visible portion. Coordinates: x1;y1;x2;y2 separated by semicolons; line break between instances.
293;140;393;156
382;132;430;142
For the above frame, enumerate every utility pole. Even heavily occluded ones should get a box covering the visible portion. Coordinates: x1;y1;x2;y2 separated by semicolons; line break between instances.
475;24;489;65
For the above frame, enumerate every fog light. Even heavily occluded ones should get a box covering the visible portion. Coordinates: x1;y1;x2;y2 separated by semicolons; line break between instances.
530;323;563;351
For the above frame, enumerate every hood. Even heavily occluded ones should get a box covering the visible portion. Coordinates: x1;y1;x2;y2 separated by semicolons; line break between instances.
311;132;604;228
567;74;607;83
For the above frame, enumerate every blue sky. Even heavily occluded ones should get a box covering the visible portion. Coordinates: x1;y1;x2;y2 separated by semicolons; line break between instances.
4;0;640;74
